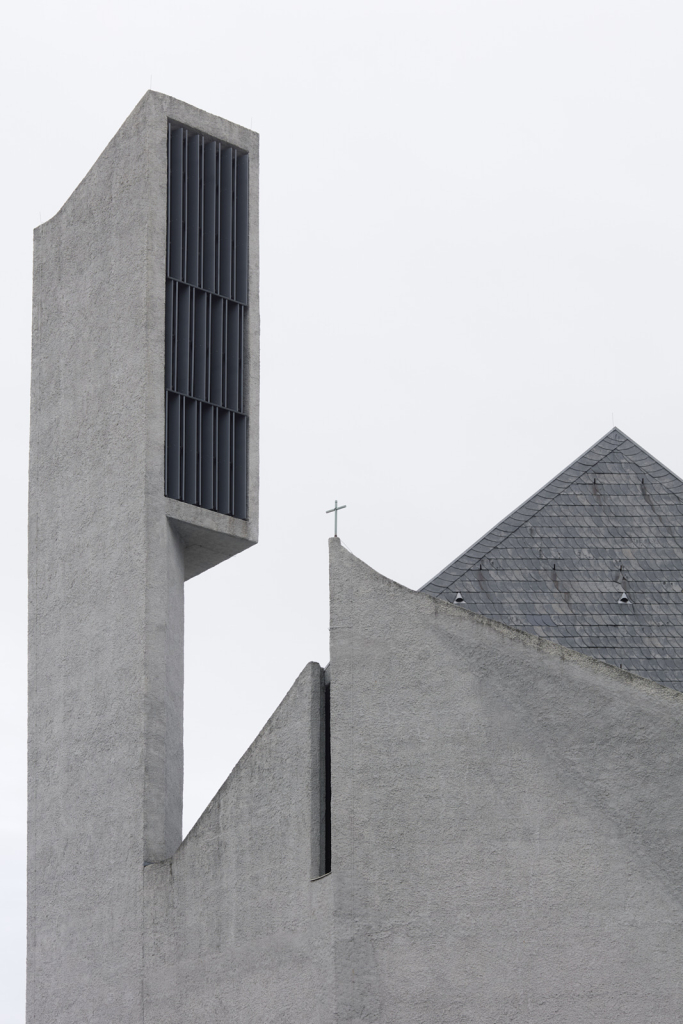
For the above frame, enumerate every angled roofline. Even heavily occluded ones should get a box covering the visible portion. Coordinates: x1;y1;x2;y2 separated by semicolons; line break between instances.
421;426;683;592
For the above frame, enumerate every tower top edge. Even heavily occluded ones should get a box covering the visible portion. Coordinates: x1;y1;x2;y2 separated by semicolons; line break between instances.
33;90;258;233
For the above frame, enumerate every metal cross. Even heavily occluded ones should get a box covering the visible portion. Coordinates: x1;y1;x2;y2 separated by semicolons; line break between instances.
326;499;347;537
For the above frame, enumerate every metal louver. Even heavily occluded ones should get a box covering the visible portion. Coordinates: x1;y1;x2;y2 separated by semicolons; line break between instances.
164;121;249;519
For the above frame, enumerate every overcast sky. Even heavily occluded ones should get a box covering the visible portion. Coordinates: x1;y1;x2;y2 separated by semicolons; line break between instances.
3;1;683;1019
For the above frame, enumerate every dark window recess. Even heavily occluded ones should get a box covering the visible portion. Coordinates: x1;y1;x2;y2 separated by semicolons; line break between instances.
165;121;249;518
312;666;331;878
322;670;331;874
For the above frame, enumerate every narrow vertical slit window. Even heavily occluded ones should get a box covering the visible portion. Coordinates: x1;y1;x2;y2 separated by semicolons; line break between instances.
165;121;249;518
312;667;332;878
323;668;331;874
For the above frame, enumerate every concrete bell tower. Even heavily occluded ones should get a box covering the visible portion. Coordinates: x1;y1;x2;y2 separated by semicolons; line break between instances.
27;92;259;1023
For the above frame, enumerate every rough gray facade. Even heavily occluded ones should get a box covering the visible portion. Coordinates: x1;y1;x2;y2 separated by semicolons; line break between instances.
144;541;683;1021
328;540;683;1022
28;93;683;1023
27;93;259;1024
144;662;333;1024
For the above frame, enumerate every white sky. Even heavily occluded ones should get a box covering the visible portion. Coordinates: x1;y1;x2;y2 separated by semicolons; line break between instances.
2;1;683;1019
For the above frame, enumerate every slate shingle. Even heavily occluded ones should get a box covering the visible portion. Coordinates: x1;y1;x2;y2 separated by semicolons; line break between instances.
421;428;683;691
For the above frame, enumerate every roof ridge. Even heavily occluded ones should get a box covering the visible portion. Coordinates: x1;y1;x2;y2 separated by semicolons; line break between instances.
418;427;683;689
427;442;622;587
609;434;683;495
421;428;683;593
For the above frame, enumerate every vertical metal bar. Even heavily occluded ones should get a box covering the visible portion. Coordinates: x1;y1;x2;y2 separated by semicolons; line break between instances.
186;133;200;286
200;404;214;509
233;413;247;519
222;298;228;409
215;145;221;297
184;398;198;505
215;144;221;298
189;288;195;398
199;136;205;289
210;296;223;406
169;126;184;280
204;292;211;403
172;281;178;392
235;153;249;305
165;280;174;391
180;395;186;501
165;391;182;500
204;285;211;402
176;285;191;395
238;305;244;413
203;140;217;293
216;408;231;514
219;147;233;297
193;290;207;401
231;150;237;299
182;128;188;282
230;410;236;517
196;395;202;507
165;390;170;497
226;302;240;411
213;405;219;511
166;123;172;277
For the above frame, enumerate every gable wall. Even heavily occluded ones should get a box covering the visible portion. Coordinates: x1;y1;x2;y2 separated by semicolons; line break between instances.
143;662;334;1024
330;540;683;1023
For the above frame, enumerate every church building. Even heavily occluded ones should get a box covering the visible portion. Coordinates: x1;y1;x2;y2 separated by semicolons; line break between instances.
27;93;683;1024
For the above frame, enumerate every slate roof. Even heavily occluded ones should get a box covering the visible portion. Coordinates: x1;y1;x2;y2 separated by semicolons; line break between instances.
421;428;683;691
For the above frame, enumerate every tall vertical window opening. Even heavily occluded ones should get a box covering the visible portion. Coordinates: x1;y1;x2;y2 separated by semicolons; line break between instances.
322;669;331;874
165;122;249;519
313;667;332;878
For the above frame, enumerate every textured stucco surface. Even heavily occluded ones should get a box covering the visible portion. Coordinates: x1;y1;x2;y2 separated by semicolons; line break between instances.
143;662;332;1024
27;92;259;1024
138;542;683;1023
27;90;683;1020
329;539;683;1022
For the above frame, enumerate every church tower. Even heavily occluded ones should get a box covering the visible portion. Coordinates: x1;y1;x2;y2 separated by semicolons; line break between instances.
27;92;259;1024
30;89;683;1024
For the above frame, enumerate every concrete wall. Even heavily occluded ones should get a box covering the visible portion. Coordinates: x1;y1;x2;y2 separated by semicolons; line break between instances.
328;539;683;1023
143;662;333;1024
139;540;683;1023
27;93;259;1024
29;88;683;1022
